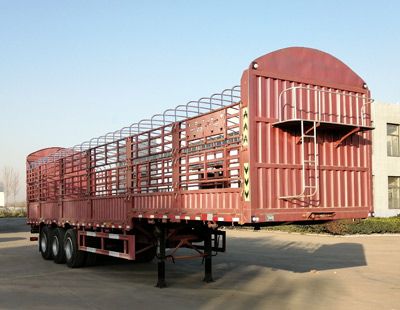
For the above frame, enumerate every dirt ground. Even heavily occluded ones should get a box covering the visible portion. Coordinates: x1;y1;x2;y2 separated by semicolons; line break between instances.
0;218;399;310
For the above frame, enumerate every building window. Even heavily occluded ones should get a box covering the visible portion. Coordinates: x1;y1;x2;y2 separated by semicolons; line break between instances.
387;123;399;157
388;177;400;209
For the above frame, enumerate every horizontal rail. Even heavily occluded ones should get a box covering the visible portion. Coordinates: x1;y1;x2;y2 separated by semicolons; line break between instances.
78;230;135;260
29;86;241;168
278;86;373;126
27;99;241;201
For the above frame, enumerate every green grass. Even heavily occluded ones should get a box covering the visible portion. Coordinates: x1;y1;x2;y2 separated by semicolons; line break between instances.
0;208;27;218
263;217;400;235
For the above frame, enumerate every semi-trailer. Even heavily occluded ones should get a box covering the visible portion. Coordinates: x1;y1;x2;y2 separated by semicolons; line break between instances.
27;47;373;287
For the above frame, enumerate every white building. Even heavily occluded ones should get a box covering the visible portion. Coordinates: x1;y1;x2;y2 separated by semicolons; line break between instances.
0;183;4;207
372;102;400;217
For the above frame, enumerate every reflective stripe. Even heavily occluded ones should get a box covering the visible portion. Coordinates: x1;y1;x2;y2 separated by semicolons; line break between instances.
242;107;249;147
108;251;121;258
108;234;120;240
243;162;250;201
85;247;97;253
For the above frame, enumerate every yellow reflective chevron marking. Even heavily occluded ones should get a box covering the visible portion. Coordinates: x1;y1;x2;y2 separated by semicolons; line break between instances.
242;107;249;147
243;162;250;201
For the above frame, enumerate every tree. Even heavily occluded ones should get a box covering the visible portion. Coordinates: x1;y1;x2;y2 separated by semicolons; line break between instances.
1;166;20;208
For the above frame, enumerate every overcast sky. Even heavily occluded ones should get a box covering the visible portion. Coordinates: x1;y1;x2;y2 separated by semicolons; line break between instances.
1;0;399;200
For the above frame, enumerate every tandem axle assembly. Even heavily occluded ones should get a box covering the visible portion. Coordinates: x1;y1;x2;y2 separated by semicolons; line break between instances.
32;221;226;288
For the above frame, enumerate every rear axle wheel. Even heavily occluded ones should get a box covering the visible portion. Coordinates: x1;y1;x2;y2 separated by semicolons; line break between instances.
39;226;53;260
64;229;87;268
52;228;66;264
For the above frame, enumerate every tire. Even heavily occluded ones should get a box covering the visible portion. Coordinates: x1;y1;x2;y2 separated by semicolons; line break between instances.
63;229;87;268
52;228;66;264
39;226;53;260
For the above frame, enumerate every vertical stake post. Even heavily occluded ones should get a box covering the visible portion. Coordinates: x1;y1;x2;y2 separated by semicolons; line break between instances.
203;227;214;283
156;224;167;288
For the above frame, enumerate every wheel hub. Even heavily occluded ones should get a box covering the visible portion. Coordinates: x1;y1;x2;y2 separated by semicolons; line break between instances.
65;238;73;261
52;236;59;256
40;233;47;252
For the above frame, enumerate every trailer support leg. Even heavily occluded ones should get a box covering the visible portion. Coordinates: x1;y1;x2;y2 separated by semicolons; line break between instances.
156;225;167;288
203;228;214;283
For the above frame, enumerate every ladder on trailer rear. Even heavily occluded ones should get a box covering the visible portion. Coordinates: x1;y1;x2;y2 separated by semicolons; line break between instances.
274;86;373;200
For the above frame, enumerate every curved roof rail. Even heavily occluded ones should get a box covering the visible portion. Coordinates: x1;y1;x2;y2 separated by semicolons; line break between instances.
30;85;241;168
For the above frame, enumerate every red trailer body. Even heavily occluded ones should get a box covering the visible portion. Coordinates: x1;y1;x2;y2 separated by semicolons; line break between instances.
26;47;373;285
241;48;373;223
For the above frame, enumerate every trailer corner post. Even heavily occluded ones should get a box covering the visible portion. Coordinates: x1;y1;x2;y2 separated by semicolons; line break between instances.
203;227;214;283
156;224;167;288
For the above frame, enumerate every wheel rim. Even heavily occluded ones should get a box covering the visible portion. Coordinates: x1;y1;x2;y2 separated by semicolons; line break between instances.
52;236;59;256
40;232;47;252
65;237;73;261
